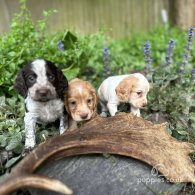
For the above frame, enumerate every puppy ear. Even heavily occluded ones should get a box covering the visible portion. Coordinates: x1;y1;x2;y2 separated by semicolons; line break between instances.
56;69;68;100
91;88;98;112
14;70;28;97
115;76;138;102
64;91;70;114
86;81;97;112
115;86;129;102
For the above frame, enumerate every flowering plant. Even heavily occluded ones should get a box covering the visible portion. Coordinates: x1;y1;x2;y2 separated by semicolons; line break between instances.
143;28;195;139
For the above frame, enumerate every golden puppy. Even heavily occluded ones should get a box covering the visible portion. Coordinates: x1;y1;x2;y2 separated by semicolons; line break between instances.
64;78;97;131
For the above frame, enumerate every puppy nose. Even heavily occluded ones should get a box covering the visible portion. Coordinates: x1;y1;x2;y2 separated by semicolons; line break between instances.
142;102;147;107
80;113;88;120
37;89;49;97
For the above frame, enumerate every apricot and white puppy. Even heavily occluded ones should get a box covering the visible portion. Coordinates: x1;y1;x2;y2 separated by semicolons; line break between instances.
64;78;97;131
98;73;149;117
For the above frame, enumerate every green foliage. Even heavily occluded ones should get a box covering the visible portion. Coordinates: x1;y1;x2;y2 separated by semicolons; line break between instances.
0;95;24;172
0;96;24;153
127;27;195;141
145;66;195;140
0;94;59;172
0;1;67;96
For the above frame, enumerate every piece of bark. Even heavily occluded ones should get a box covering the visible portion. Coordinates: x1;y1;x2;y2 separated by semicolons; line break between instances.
0;113;195;194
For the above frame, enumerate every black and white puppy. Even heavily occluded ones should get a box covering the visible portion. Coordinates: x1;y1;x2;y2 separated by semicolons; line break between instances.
14;59;68;149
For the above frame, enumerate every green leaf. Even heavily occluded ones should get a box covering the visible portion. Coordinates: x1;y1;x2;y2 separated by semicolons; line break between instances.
5;155;21;168
190;114;195;122
43;10;48;17
11;22;18;28
0;96;6;106
62;67;80;80
7;97;17;107
0;135;7;147
6;133;22;150
62;31;78;50
8;52;16;57
177;131;189;136
6;141;18;151
13;143;24;154
6;119;17;127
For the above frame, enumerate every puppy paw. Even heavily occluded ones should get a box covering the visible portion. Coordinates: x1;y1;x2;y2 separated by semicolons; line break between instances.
132;112;140;117
100;112;108;117
131;108;140;117
60;126;67;134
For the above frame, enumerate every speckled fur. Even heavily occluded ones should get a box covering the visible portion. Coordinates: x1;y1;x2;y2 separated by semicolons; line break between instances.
14;59;68;148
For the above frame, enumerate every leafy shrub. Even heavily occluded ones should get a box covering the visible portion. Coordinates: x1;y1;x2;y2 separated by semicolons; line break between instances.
0;3;62;96
143;30;195;140
145;66;195;140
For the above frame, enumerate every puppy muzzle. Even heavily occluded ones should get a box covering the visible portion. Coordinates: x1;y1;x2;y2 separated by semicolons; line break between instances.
34;88;56;102
72;112;93;122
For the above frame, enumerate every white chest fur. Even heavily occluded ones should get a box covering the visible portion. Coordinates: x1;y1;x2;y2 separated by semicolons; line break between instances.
25;97;64;122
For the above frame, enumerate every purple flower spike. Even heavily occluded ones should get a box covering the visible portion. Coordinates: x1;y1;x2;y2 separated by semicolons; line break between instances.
187;28;195;50
192;69;195;77
103;47;111;78
57;41;65;51
180;27;195;73
165;39;175;66
143;41;153;70
103;48;109;60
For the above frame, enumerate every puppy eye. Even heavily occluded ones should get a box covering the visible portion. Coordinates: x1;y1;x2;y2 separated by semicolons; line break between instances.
137;91;142;96
87;99;92;104
48;74;55;82
70;101;76;106
27;74;36;83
